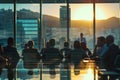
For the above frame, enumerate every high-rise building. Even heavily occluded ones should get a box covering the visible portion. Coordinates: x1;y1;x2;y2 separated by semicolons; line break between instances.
59;6;71;48
60;6;71;28
17;18;39;48
0;9;14;46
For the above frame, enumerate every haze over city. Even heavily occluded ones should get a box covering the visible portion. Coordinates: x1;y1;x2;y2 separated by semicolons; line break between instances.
0;3;120;20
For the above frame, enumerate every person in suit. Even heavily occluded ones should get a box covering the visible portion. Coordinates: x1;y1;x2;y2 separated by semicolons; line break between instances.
102;35;120;69
4;37;20;80
42;39;61;78
80;42;92;58
71;41;86;75
93;36;108;68
78;33;86;44
40;42;50;60
22;40;40;75
60;42;71;69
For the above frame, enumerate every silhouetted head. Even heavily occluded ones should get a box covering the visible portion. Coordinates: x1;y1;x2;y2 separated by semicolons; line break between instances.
97;36;105;47
49;39;55;47
106;35;114;46
80;33;83;37
27;40;34;48
64;42;69;48
81;42;87;49
74;41;80;49
7;37;14;46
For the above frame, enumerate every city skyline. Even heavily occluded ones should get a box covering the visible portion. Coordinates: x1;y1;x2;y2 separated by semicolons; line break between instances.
0;3;120;20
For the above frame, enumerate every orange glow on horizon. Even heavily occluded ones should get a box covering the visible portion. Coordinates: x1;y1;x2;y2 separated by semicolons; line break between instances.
72;5;106;21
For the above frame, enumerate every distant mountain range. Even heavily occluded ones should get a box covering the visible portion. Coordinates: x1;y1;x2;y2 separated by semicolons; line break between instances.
43;15;120;30
17;9;120;29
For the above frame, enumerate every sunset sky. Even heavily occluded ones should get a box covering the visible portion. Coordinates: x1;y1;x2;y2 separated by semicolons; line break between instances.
0;3;120;20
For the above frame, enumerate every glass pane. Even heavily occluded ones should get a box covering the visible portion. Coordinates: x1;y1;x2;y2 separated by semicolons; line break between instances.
1;1;120;80
70;4;94;51
42;3;68;49
16;3;40;80
96;3;120;47
16;4;40;50
69;3;94;80
0;4;14;80
42;3;69;80
0;4;14;47
95;3;120;80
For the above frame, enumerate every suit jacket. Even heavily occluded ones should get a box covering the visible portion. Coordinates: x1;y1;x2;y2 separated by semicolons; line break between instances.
43;47;61;65
22;48;40;69
103;44;120;69
4;45;20;68
71;48;85;65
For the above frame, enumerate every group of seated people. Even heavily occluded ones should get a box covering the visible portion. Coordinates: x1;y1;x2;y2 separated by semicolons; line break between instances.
93;35;120;70
0;34;120;80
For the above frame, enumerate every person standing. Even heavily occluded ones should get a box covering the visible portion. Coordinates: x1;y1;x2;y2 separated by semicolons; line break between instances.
78;33;86;44
4;37;20;80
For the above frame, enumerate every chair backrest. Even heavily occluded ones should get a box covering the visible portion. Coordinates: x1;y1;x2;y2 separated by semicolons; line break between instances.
114;55;120;67
22;49;40;69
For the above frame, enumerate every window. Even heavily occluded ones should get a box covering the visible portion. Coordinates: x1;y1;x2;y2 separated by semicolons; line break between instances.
0;4;14;46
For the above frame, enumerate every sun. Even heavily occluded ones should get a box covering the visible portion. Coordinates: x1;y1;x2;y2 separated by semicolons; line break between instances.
72;5;106;21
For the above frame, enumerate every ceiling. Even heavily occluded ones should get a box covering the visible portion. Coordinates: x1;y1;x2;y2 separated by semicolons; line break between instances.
0;0;120;3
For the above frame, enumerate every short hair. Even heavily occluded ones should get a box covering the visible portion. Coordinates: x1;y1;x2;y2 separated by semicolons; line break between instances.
97;36;105;42
64;42;69;47
80;33;83;36
74;40;80;49
7;37;14;45
28;40;34;48
106;35;114;43
49;39;55;46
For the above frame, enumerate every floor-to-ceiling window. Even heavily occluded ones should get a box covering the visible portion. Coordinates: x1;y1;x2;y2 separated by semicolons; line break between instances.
42;3;68;49
0;0;120;80
0;4;14;47
96;3;120;47
70;3;94;51
0;3;15;80
16;4;40;51
16;3;41;80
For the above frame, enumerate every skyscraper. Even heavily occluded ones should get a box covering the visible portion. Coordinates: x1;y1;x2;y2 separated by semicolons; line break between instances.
60;6;71;28
59;6;71;48
17;18;39;48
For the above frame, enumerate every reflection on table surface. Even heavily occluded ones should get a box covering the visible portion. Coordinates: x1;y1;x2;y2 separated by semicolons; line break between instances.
0;58;100;80
1;58;120;80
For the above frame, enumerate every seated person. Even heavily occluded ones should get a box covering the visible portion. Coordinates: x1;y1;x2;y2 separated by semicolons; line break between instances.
80;42;92;58
22;40;40;75
70;41;86;75
42;39;61;78
93;36;108;68
60;42;71;69
93;36;108;58
102;35;120;70
40;42;50;60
